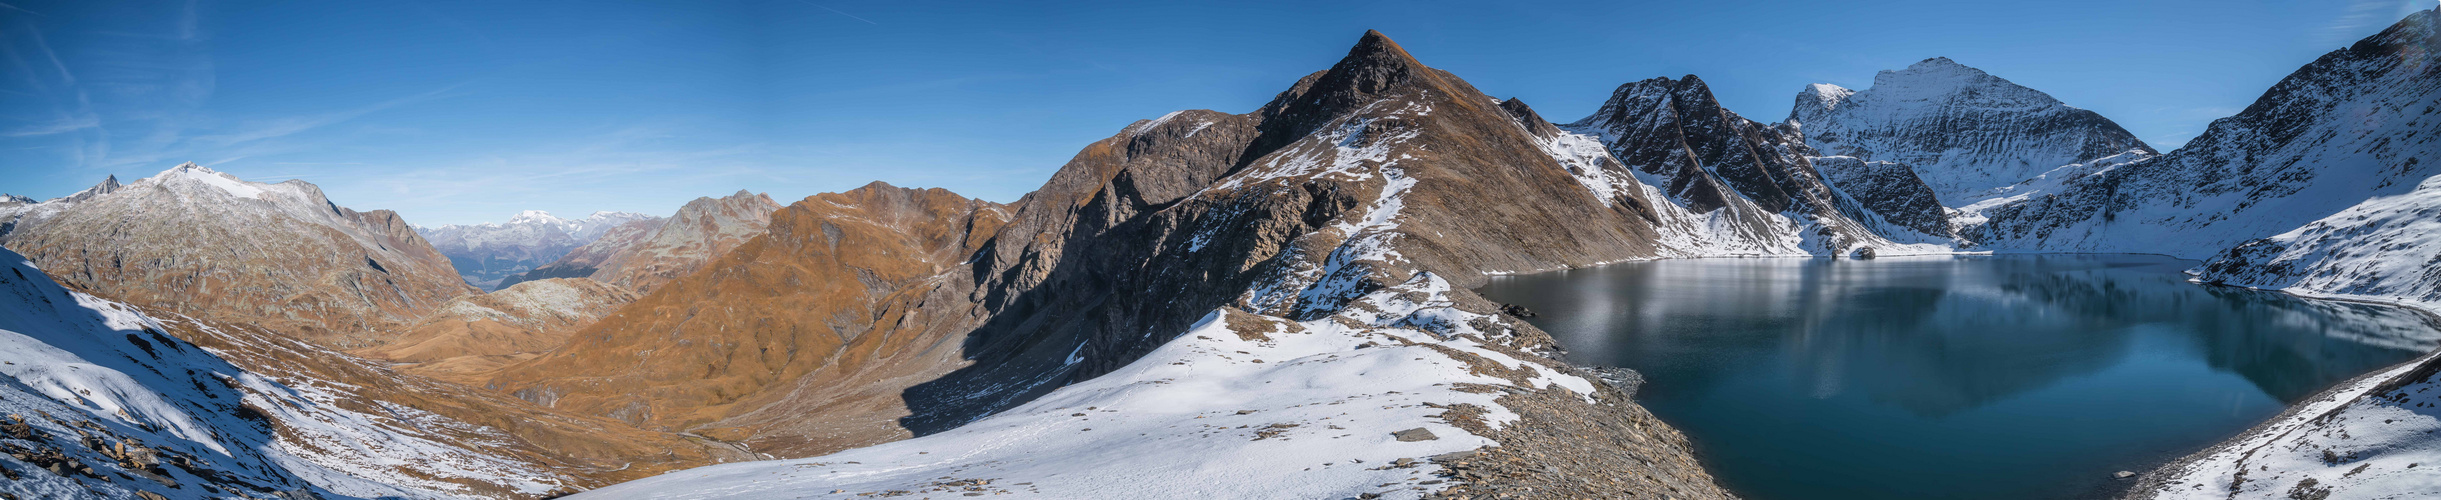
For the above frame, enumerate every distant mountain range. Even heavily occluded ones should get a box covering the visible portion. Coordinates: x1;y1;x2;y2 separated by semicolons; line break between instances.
0;7;2433;500
493;191;781;294
417;211;659;290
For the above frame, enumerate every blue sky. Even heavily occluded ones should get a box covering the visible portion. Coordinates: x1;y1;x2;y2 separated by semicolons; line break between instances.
2;0;2433;226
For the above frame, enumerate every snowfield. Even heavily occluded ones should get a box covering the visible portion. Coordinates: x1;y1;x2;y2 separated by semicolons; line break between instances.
576;302;1593;500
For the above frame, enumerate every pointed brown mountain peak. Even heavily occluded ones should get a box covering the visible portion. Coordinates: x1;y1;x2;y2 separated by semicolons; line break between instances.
1323;29;1430;96
1339;30;1422;80
1243;30;1465;162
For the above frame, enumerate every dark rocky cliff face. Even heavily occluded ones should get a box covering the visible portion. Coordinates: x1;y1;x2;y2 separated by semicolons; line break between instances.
1814;156;1954;237
1568;76;1956;251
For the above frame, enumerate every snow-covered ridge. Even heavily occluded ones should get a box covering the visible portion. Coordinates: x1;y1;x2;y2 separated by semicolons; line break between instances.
155;162;267;199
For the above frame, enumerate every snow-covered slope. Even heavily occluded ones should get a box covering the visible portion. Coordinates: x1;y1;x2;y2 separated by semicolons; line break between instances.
1789;57;2155;206
1974;8;2441;258
418;211;658;290
0;247;568;499
576;288;1672;500
2197;174;2441;311
2130;349;2441;500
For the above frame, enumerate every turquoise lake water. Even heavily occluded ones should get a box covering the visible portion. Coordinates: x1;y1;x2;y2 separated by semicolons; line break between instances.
1475;255;2438;500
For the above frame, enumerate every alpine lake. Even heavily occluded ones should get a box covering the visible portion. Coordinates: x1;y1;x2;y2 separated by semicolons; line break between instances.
1474;254;2440;500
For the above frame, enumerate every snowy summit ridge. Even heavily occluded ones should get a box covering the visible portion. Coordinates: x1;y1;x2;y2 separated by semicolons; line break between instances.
1790;57;2155;206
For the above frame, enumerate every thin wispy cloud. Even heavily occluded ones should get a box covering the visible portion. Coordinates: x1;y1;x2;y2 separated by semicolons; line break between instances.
23;23;71;86
801;1;879;25
2320;0;2428;47
175;0;200;42
0;2;40;16
1;114;97;137
186;83;466;148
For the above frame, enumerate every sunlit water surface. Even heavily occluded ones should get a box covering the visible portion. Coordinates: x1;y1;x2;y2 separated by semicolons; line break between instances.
1475;255;2439;500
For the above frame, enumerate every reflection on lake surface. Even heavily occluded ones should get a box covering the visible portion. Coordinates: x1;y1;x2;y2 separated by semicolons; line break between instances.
1475;255;2439;500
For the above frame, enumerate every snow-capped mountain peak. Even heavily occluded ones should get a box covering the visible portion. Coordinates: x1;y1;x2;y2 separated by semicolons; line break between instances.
507;209;565;226
1790;57;2153;205
148;162;269;199
1793;83;1855;118
1869;57;2063;110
